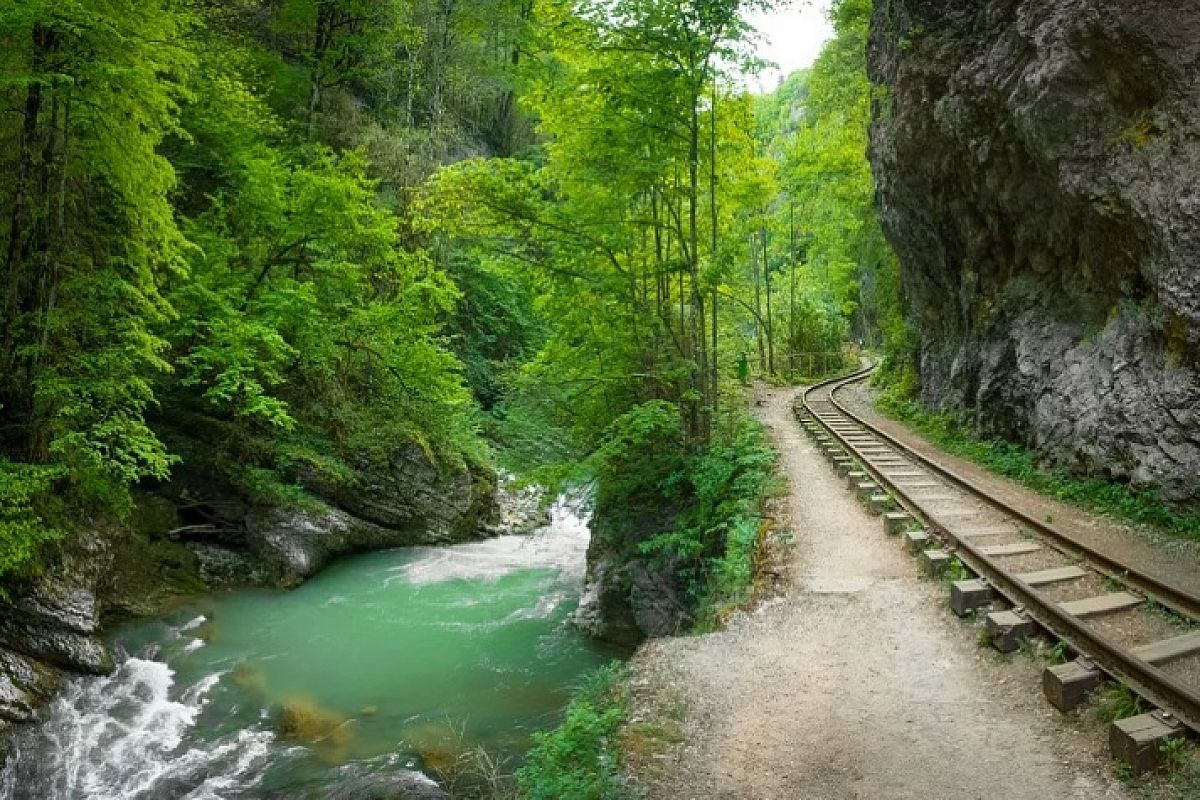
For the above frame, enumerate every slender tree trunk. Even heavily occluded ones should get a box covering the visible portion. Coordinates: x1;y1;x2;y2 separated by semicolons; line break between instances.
752;236;765;373
762;229;774;376
308;0;337;133
3;23;58;396
4;25;51;308
33;94;64;369
404;43;417;126
708;80;719;420
788;201;797;376
687;69;709;442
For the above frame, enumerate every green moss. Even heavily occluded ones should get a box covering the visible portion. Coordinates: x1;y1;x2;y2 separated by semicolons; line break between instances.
0;460;69;589
101;509;211;620
1125;742;1200;799
1164;311;1195;369
1113;112;1161;149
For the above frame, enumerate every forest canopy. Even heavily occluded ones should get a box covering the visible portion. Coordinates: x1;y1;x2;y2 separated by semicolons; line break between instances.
0;0;898;581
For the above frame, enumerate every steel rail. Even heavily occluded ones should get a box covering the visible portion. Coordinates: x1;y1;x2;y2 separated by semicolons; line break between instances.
799;366;1200;734
822;371;1200;620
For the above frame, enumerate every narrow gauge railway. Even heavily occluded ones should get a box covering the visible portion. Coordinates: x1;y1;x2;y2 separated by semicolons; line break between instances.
798;367;1200;773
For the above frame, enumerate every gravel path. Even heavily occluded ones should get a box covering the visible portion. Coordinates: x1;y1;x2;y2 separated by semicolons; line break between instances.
625;385;1128;800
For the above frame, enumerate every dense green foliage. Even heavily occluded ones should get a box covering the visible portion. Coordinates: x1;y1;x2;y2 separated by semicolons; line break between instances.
1;0;901;584
0;0;538;577
0;0;908;648
878;394;1200;540
419;1;895;568
754;0;908;376
684;419;778;625
516;663;634;800
586;398;777;629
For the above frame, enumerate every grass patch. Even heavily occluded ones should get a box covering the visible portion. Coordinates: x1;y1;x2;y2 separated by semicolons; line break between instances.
516;663;638;800
942;555;970;588
1145;596;1200;632
876;395;1200;541
1119;739;1200;798
1093;681;1145;723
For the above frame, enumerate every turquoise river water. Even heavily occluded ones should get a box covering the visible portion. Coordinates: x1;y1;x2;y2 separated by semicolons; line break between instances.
0;497;616;799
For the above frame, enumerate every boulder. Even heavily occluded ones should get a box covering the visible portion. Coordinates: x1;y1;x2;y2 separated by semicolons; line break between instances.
573;503;691;646
248;446;500;586
0;529;114;680
0;649;61;724
301;444;498;543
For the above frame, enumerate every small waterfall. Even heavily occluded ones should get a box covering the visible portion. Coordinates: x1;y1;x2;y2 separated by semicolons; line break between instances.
0;658;273;800
395;494;591;587
0;491;604;800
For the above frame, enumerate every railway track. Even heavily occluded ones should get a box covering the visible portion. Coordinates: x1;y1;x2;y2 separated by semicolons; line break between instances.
796;366;1200;773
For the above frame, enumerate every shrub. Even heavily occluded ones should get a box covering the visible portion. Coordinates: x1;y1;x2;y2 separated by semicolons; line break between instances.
0;460;67;584
516;663;634;800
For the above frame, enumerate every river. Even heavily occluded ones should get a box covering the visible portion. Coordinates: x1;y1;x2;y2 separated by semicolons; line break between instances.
0;495;615;799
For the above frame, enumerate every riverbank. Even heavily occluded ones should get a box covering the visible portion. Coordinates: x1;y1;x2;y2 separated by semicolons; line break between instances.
0;494;590;799
0;449;532;782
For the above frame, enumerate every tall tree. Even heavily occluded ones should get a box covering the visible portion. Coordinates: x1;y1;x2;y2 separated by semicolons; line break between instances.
0;0;192;507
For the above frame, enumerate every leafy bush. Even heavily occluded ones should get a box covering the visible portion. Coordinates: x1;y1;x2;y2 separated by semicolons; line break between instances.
1094;681;1144;723
592;405;778;628
680;419;778;626
592;401;687;511
0;460;66;583
516;663;635;800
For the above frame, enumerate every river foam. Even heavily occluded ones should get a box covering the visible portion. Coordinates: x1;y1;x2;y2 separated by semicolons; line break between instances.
0;491;606;799
0;659;273;800
393;494;590;586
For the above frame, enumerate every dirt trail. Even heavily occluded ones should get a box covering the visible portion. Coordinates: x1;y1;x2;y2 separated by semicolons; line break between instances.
627;385;1127;800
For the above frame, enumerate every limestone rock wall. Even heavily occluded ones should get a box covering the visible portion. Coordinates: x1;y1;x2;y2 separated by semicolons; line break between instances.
0;532;112;742
297;444;497;546
867;0;1200;502
572;502;693;646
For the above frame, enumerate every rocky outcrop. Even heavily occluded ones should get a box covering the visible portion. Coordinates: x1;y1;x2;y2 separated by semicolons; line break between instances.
868;0;1200;501
247;505;425;585
482;472;550;538
249;447;499;585
573;556;693;646
573;504;692;646
299;445;498;543
0;531;112;740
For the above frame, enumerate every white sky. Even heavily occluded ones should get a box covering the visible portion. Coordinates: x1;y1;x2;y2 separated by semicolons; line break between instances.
743;1;834;93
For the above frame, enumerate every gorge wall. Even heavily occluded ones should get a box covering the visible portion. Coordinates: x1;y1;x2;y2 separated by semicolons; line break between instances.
867;0;1200;502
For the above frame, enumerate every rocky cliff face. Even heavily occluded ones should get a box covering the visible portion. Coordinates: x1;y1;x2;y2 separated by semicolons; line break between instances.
0;532;112;744
572;502;693;646
264;445;498;585
867;0;1200;502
